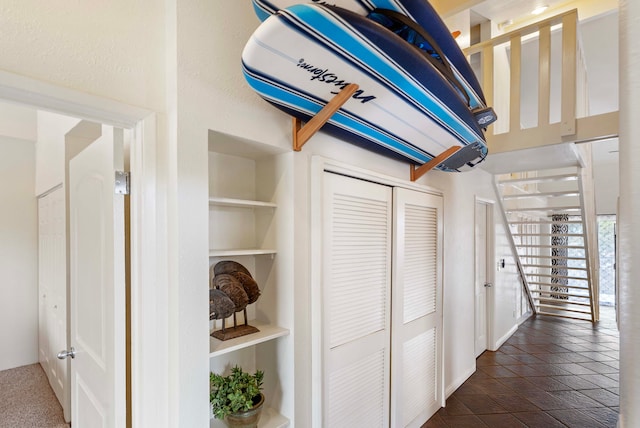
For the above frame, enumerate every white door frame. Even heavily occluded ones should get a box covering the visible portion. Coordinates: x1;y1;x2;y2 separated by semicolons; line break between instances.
474;197;495;353
0;70;167;428
310;155;444;427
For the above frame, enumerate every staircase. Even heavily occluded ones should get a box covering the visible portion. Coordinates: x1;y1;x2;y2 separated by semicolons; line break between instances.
465;8;609;323
495;161;599;322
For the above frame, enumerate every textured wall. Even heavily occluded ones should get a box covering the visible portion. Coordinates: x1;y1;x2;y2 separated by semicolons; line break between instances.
0;0;166;111
176;1;291;148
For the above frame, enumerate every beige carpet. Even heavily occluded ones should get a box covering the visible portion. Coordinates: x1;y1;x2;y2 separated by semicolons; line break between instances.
0;363;69;428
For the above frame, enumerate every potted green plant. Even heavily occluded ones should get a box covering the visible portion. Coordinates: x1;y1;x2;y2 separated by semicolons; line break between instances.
210;365;265;428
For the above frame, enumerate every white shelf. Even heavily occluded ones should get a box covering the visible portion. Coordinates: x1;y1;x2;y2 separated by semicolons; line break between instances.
209;249;277;257
209;197;277;209
210;407;289;428
209;322;290;358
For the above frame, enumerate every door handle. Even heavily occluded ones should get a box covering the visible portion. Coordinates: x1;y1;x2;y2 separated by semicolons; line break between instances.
484;283;493;288
57;347;76;359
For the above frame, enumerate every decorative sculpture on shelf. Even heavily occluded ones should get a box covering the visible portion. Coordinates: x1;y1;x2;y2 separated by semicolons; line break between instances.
209;261;262;341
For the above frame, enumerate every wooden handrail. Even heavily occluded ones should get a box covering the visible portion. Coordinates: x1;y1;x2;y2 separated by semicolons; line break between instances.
463;9;578;56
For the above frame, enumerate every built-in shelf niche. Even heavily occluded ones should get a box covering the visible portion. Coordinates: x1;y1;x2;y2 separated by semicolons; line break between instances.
208;130;293;427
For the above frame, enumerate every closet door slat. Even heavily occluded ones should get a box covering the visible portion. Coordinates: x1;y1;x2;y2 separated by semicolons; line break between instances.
392;188;443;428
323;173;392;428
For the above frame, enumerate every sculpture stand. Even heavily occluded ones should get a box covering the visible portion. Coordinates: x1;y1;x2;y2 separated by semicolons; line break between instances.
211;308;260;341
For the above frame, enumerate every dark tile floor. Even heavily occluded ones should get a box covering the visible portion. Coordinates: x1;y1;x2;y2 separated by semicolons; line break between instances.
424;306;619;427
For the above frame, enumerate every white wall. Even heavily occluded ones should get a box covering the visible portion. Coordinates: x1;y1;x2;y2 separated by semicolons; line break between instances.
582;12;620;216
0;136;38;371
580;11;619;116
176;1;290;148
592;139;619;215
618;1;640;425
0;105;39;372
427;168;521;395
36;111;81;196
0;101;37;142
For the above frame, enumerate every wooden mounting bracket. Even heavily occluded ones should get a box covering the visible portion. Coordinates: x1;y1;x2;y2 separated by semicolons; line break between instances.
410;146;461;181
292;83;359;151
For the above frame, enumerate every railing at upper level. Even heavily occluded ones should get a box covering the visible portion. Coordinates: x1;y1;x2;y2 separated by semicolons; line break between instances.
464;9;618;155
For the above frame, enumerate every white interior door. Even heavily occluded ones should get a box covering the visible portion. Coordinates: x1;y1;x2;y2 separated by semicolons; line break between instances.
474;201;489;358
68;125;125;428
391;188;443;428
322;172;392;428
38;186;69;421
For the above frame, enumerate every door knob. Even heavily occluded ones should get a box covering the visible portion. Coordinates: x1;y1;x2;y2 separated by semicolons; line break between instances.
57;347;76;359
484;282;493;288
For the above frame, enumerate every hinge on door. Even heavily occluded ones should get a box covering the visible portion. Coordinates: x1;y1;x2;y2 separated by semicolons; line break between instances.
115;171;130;195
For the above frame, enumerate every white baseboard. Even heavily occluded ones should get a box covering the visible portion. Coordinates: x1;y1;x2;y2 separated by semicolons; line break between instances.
518;311;533;325
445;365;476;399
489;324;518;352
444;316;532;399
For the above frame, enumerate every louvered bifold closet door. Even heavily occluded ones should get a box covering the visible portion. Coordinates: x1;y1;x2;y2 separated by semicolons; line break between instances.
391;188;443;428
323;172;392;428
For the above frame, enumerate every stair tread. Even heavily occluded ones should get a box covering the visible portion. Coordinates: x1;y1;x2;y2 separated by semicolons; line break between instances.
503;190;580;200
536;311;592;321
527;282;591;290
536;304;592;314
517;254;587;261
516;244;586;249
533;297;592;306
511;233;585;237
498;173;578;185
508;220;584;225
530;290;591;299
522;264;588;271
528;272;588;279
506;206;582;212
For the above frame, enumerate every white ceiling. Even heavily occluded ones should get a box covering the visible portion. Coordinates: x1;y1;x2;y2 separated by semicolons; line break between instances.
480;143;585;174
469;0;618;28
471;0;568;26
